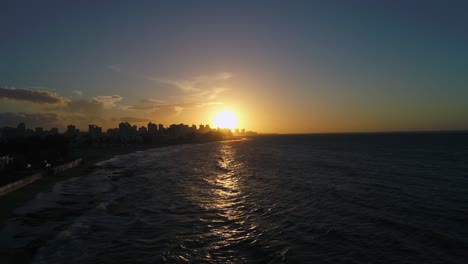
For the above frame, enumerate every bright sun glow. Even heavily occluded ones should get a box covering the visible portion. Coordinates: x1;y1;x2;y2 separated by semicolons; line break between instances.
214;110;238;130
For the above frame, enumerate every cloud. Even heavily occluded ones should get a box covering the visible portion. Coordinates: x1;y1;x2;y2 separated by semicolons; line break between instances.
0;87;69;105
208;87;230;100
108;64;123;72
125;98;166;110
194;72;232;82
174;106;184;115
0;112;59;128
120;116;153;123
72;90;83;96
126;105;159;110
44;100;107;129
65;99;104;114
147;106;181;121
92;95;124;109
147;72;232;100
128;100;223;113
158;72;232;92
140;98;164;104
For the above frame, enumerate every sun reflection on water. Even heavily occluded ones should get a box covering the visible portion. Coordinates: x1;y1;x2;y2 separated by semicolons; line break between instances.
187;142;259;262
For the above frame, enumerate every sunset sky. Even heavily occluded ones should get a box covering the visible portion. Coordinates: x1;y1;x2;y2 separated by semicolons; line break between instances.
1;1;467;133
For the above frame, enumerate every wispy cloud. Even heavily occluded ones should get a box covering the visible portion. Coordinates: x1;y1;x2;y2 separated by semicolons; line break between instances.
92;95;124;109
0;87;69;105
174;106;184;116
140;98;164;104
143;72;232;101
126;105;159;110
127;100;223;114
158;72;232;93
72;90;83;96
126;98;165;111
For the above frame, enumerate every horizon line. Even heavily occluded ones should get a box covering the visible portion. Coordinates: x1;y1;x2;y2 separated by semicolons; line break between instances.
259;129;468;135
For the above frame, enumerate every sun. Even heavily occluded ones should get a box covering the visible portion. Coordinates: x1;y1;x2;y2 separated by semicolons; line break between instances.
214;110;238;130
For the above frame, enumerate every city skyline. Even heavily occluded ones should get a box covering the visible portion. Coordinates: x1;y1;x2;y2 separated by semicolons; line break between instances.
1;1;467;133
0;121;256;138
0;121;253;133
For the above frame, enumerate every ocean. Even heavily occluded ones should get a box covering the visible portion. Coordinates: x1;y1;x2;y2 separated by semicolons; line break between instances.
1;133;467;263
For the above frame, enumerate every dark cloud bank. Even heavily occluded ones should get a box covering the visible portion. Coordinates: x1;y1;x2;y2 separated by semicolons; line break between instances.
0;87;68;105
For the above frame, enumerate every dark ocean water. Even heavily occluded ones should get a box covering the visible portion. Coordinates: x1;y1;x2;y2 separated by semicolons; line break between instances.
1;133;468;263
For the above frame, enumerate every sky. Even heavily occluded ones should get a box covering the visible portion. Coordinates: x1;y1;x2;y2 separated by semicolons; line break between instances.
1;0;467;133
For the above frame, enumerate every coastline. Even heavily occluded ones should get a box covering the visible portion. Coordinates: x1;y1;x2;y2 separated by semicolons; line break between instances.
0;138;245;263
0;144;157;230
0;137;245;229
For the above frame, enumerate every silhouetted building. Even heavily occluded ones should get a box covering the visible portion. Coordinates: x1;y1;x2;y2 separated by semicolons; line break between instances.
198;124;213;133
158;124;165;134
138;126;147;134
17;123;26;136
168;123;190;137
246;130;257;136
148;122;158;134
35;127;44;136
88;125;102;139
119;122;137;142
107;128;119;140
67;125;77;135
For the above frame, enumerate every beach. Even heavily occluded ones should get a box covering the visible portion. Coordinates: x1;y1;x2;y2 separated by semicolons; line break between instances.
0;136;238;229
0;144;157;229
0;144;169;264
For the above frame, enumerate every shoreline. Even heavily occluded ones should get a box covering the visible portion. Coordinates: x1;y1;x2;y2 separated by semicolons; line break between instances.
0;144;158;230
0;144;166;264
0;137;243;230
0;138;243;263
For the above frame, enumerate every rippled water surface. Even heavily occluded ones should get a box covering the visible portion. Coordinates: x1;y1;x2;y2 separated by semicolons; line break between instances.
1;134;468;263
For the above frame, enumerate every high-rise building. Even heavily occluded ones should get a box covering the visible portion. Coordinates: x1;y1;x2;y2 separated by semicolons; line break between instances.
148;122;158;134
119;122;136;141
16;123;26;137
67;125;77;135
88;125;102;139
139;126;147;134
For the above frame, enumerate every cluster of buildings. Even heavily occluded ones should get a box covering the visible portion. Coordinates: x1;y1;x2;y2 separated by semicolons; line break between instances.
0;122;257;144
0;122;258;171
0;123;59;140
